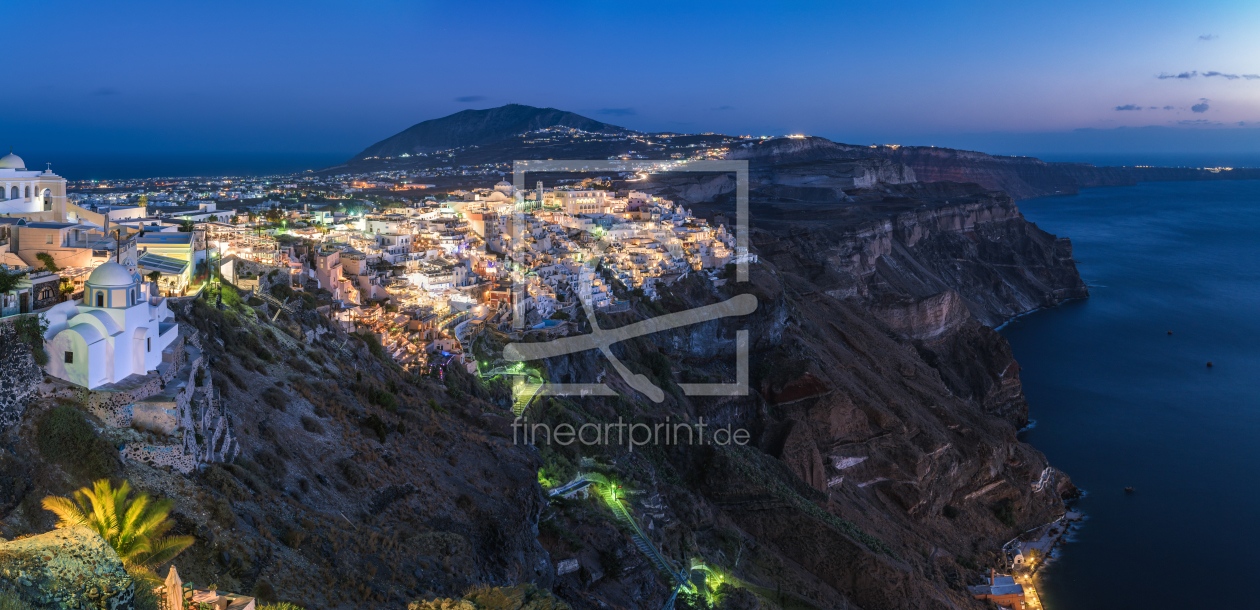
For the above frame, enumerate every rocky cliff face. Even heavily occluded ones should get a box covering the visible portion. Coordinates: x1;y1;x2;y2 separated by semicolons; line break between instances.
728;136;1260;200
754;183;1089;327
520;179;1083;609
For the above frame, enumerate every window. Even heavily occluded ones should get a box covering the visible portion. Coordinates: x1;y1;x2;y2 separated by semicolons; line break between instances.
65;352;73;364
95;292;104;307
39;287;52;301
147;338;151;352
46;234;53;244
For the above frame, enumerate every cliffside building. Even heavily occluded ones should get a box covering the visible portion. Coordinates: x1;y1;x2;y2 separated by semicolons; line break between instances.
41;261;179;389
0;150;69;221
967;571;1027;609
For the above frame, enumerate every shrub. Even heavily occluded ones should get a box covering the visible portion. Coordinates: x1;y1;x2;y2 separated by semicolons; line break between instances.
360;414;389;442
203;464;248;501
0;591;33;610
269;282;294;301
14;315;49;365
261;387;288;411
211;497;236;528
36;405;119;481
129;569;161;610
300;415;324;435
214;359;246;389
337;458;366;487
252;581;277;605
992;499;1017;528
281;528;306;549
254;450;286;476
642;351;671;382
35;252;59;272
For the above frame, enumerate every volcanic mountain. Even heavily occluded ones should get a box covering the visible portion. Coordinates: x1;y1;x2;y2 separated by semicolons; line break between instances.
351;104;631;160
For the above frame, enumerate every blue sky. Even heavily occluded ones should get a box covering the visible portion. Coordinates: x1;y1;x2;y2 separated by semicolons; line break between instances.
3;0;1259;158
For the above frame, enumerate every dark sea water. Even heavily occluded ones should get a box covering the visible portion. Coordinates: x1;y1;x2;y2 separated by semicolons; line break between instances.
16;151;354;181
1027;152;1260;169
1002;180;1260;609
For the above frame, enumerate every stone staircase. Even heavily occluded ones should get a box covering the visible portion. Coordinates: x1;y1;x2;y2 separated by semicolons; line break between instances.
597;485;681;585
511;381;544;415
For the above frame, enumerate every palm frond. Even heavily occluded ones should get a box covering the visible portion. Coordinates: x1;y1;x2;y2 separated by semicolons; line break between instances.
136;535;196;568
41;496;90;529
40;478;193;571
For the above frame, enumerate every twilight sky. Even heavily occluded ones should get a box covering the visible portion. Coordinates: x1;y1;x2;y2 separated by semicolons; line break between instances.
4;0;1260;159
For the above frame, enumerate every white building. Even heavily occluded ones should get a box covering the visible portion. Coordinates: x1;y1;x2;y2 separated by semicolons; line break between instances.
41;261;180;389
0;151;69;219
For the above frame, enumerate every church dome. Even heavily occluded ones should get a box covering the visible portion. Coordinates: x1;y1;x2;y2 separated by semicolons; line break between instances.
0;151;24;170
86;261;137;287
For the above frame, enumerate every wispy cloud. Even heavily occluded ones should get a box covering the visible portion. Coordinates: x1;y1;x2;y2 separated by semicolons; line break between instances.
1178;119;1219;125
454;95;486;102
1163;105;1176;110
598;108;636;116
1157;70;1260;81
1191;100;1210;113
711;105;735;111
1115;104;1143;111
92;87;120;96
1198;34;1218;41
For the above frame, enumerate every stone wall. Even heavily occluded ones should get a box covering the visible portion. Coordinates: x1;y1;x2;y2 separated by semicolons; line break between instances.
0;321;41;432
0;526;135;609
227;256;291;294
29;276;62;311
121;444;199;473
71;324;242;474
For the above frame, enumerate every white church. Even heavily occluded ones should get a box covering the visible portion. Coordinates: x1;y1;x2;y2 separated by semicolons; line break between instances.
0;150;68;218
41;260;180;389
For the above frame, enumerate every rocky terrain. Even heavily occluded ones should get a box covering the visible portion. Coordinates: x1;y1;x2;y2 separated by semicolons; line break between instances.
728;136;1260;199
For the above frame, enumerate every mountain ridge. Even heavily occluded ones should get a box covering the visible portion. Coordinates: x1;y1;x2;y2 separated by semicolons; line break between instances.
351;104;632;161
335;105;1260;200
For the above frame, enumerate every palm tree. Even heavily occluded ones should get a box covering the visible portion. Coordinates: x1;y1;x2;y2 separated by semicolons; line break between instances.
42;479;195;572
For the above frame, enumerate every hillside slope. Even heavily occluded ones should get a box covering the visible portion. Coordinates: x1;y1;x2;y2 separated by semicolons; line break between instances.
353;104;630;160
